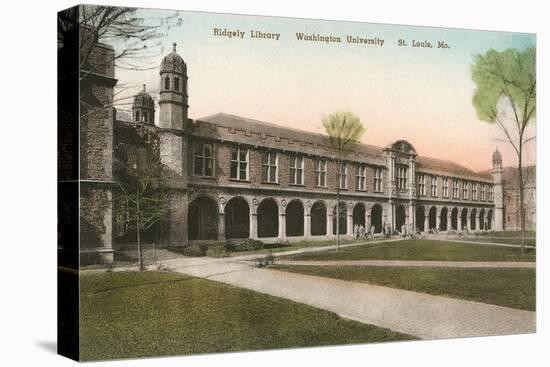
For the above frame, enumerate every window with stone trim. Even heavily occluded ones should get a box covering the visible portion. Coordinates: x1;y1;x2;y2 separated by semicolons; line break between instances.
261;151;278;183
418;173;426;196
135;110;140;122
452;178;459;199
472;183;478;200
164;76;170;90
230;147;248;180
174;77;180;91
194;143;214;177
431;176;438;197
374;167;383;192
396;166;408;190
489;185;494;201
289;154;304;185
463;181;469;199
442;177;449;198
355;164;367;191
314;159;327;187
339;163;348;189
481;184;486;201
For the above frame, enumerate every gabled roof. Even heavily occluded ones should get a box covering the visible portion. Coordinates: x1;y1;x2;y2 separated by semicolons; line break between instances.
192;112;493;181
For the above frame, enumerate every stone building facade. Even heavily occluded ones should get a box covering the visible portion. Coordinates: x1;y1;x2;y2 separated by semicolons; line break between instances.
77;38;527;264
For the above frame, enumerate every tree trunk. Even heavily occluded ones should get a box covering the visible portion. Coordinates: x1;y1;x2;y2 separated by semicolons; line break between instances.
136;201;144;271
518;141;526;255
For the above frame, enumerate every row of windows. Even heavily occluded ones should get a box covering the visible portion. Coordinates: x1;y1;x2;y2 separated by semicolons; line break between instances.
417;173;493;201
163;75;184;92
193;144;384;191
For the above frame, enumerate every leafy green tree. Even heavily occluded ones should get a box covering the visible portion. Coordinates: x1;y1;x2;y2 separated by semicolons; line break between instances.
471;47;536;253
322;112;366;251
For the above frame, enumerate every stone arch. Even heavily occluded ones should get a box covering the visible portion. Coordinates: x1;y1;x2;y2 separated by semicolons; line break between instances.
224;196;250;239
332;201;347;235
428;206;437;230
188;195;218;240
396;204;407;232
479;208;486;231
415;206;425;232
451;207;458;230
487;209;494;230
470;208;477;230
311;200;327;236
286;199;304;237
440;207;448;231
353;202;366;228
461;208;468;231
371;204;383;234
257;198;279;238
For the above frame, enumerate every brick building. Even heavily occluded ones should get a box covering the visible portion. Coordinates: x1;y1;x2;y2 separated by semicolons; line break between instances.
75;38;532;264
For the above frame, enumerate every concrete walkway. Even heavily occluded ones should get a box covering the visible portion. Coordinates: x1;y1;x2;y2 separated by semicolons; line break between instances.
166;257;536;340
274;259;535;268
444;238;536;249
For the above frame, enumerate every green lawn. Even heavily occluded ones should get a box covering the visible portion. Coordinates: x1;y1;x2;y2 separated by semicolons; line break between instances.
273;265;536;311
281;239;535;262
79;270;413;361
458;237;536;246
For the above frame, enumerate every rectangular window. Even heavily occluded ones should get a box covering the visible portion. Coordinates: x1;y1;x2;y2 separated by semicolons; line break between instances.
431;176;438;197
374;167;383;192
452;178;459;199
314;159;327;187
418;174;426;196
442;177;449;198
489;185;494;201
355;164;367;191
261;151;278;183
396;166;408;190
481;184;486;201
462;181;468;199
289;154;304;185
339;163;348;189
472;183;478;200
230;147;248;180
193;143;214;177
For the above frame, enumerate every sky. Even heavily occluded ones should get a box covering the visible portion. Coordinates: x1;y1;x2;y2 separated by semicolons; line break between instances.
112;8;536;172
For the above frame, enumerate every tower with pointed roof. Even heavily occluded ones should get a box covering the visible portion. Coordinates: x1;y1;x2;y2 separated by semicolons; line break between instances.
159;42;188;129
491;147;504;230
158;42;189;246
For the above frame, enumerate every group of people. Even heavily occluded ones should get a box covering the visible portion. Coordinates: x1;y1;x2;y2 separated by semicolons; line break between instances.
353;223;375;239
352;222;422;239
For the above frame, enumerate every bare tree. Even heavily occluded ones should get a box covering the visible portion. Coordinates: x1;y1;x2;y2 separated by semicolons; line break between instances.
322;112;366;252
113;126;173;271
471;47;536;253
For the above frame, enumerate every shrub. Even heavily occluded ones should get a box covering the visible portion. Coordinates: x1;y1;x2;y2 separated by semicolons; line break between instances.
206;245;229;258
182;244;205;257
224;239;264;252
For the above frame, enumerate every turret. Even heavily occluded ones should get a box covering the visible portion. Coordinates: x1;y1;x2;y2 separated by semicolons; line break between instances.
491;147;504;230
132;84;155;124
158;43;188;129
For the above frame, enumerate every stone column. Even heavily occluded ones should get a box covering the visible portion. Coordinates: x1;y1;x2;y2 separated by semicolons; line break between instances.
436;208;441;230
347;213;354;237
217;212;225;240
278;213;287;240
467;212;472;231
458;210;463;232
409;203;415;230
447;213;452;231
472;212;478;231
304;212;311;238
249;213;258;239
327;211;334;237
424;215;429;232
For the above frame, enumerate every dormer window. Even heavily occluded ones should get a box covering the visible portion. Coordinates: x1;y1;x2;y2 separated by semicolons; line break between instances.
174;77;180;91
164;76;170;90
